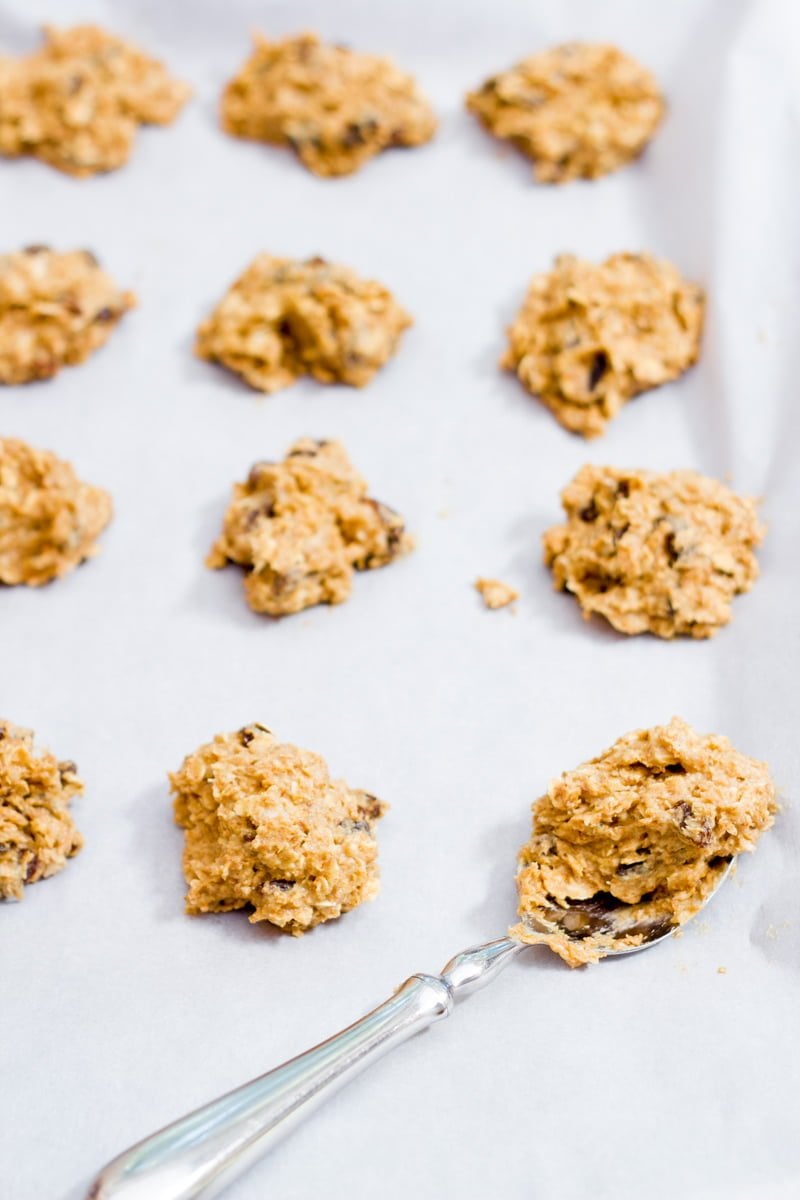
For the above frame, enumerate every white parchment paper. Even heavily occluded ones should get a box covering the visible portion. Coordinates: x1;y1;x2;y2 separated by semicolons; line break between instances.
2;2;799;1198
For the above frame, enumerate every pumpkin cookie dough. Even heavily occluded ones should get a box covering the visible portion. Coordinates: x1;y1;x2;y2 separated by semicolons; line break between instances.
0;24;190;176
475;577;518;609
208;438;412;616
221;32;436;177
503;253;704;437
0;246;135;385
511;718;776;967
171;724;386;933
196;254;411;394
0;437;112;586
0;721;83;901
544;465;764;639
466;43;664;183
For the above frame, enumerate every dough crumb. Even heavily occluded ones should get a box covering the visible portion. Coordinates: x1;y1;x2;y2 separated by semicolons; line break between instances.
196;253;411;394
717;966;727;974
221;31;436;177
0;246;135;385
0;24;190;176
503;253;704;437
544;465;764;638
0;721;83;901
466;43;664;184
208;437;413;616
0;437;112;585
511;718;776;967
475;577;519;609
171;724;387;933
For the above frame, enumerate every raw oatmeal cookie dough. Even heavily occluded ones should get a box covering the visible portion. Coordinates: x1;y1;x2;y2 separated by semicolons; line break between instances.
466;43;664;183
221;32;436;177
511;718;776;967
544;465;764;639
0;721;83;901
503;253;704;437
171;724;386;933
0;437;112;586
0;24;190;176
208;438;412;616
0;246;135;385
475;577;518;609
196;254;411;394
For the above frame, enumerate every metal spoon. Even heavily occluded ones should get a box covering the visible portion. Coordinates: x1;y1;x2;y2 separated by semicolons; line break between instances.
87;859;733;1200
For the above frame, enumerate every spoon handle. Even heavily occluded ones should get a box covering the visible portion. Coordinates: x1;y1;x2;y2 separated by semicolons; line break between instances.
86;937;521;1200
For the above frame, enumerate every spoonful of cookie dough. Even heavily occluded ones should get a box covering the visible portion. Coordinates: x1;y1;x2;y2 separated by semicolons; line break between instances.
87;718;775;1200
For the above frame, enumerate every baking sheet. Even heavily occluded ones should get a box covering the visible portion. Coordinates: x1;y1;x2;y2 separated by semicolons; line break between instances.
2;1;799;1197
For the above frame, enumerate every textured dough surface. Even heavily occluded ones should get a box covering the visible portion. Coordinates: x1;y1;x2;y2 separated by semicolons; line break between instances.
544;465;764;638
196;253;411;394
0;720;83;901
0;437;112;586
475;577;518;609
171;724;386;933
503;253;704;437
208;438;412;616
467;42;664;183
221;31;436;177
511;718;776;967
0;246;135;385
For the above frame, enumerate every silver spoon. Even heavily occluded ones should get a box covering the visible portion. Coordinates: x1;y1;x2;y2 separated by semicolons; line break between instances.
87;859;733;1200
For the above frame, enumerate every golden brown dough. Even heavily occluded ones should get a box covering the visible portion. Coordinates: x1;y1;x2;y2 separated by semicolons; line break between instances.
171;724;386;933
221;32;436;177
208;438;412;616
544;465;764;639
0;720;84;901
475;578;518;609
467;43;664;183
511;718;776;966
0;24;190;176
503;253;704;437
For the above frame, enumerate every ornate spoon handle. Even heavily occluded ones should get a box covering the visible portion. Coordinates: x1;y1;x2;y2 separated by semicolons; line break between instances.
87;937;522;1200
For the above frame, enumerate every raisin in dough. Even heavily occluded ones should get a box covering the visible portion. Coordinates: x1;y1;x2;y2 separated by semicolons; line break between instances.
503;253;704;437
171;724;386;933
196;254;411;394
208;438;412;616
221;32;436;177
466;43;664;183
511;718;776;967
0;721;84;901
0;246;135;385
0;24;190;176
544;466;764;639
0;437;112;586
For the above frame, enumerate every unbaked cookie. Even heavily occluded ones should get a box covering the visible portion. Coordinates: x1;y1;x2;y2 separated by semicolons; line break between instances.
475;578;518;609
511;717;776;967
544;465;764;639
196;254;411;394
0;721;83;901
171;724;386;933
208;438;412;616
466;43;664;183
221;32;436;177
0;437;112;586
503;253;704;437
0;246;135;385
0;24;190;176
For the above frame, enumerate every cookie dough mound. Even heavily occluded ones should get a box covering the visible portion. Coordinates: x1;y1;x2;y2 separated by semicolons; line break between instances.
511;718;776;967
208;438;412;616
0;437;112;586
171;724;387;933
196;254;411;394
475;577;518;609
0;721;84;901
503;253;704;437
544;465;764;639
0;246;135;385
0;24;190;176
466;43;664;183
221;32;436;177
